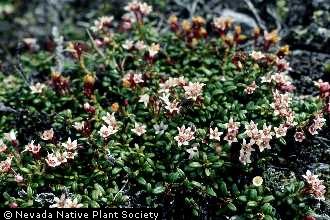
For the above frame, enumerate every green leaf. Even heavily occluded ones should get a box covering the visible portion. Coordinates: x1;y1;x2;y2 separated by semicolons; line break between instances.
263;195;275;203
27;185;33;198
153;186;165;194
90;201;100;208
189;162;202;168
227;202;237;212
249;189;258;201
219;181;228;196
238;195;247;202
138;177;147;185
247;201;258;207
20;167;30;174
207;186;217;197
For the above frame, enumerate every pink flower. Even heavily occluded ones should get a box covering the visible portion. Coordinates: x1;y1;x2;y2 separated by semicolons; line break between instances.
124;1;152;16
174;125;196;146
15;174;24;183
274;124;288;138
164;100;181;114
65;151;78;160
46;153;61;167
256;137;271;152
276;57;291;72
302;170;326;200
23;140;41;154
224;131;238;145
294;131;306;142
62;138;78;151
41;128;54;141
303;170;319;185
209;127;223;141
133;73;144;84
239;139;255;165
316;80;330;98
244;121;259;138
131;122;147;136
0;156;13;173
0;139;7;153
308;124;318;135
99;125;117;139
183;82;205;101
91;16;114;32
225;117;240;133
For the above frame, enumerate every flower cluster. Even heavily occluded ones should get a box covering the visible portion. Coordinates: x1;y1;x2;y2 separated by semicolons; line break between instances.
224;118;240;145
99;112;119;139
174;125;196;146
50;194;83;208
46;138;78;167
302;170;326;200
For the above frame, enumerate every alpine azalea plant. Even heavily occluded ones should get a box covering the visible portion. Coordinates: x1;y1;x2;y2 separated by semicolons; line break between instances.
0;0;328;219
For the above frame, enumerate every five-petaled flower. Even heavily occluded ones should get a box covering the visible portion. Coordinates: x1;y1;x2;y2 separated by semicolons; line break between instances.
131;122;147;136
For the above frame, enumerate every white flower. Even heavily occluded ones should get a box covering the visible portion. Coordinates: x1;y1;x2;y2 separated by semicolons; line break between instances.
209;127;222;141
164;99;181;114
186;145;199;159
15;174;24;183
73;122;85;131
124;0;140;12
139;94;150;108
183;82;205;101
153;122;168;135
131;122;147;136
274;124;288;138
50;194;83;208
133;73;144;84
62;138;78;151
213;16;233;31
239;139;255;165
174;125;195;146
46;152;61;168
99;125;117;139
4;130;17;142
102;112;116;126
252;176;263;186
139;2;152;15
64;197;84;208
122;40;134;50
294;131;305;142
30;82;46;94
135;40;146;50
148;43;160;57
65;151;78;159
244;81;258;95
303;170;319;185
41;128;54;141
250;51;265;61
91;16;113;32
23;140;41;154
0;139;7;153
